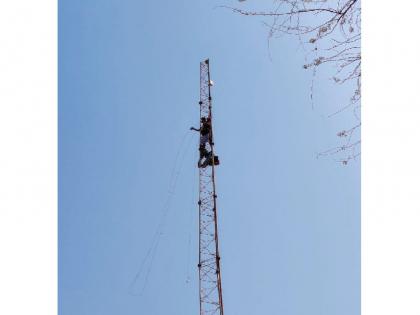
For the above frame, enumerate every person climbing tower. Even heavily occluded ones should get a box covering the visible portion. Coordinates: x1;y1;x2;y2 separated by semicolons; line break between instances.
190;117;219;168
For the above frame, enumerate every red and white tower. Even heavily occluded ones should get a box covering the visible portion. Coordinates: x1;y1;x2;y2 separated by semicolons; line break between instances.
196;59;225;315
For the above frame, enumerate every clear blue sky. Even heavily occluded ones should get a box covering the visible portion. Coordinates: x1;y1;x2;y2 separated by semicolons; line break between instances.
59;1;360;315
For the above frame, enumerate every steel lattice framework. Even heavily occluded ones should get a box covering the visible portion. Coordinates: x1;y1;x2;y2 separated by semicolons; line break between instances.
197;59;225;315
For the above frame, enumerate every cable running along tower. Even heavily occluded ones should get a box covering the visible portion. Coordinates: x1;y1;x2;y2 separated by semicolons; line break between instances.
195;59;225;315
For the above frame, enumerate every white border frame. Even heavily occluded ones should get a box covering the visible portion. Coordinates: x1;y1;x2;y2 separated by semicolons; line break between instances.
0;1;57;315
1;0;420;314
363;1;420;314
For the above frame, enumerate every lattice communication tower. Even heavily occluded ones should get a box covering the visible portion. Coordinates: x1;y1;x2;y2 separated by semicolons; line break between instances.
195;59;225;315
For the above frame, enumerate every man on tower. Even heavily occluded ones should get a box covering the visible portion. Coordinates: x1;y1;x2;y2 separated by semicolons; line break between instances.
190;117;219;168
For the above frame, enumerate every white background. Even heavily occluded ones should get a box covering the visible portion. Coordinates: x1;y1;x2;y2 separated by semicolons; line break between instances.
0;0;419;314
0;1;57;315
362;0;420;314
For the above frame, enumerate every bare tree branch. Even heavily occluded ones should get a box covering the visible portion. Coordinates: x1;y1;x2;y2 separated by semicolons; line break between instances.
225;0;361;165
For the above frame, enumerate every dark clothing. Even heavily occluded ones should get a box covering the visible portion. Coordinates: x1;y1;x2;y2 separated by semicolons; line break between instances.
191;119;212;146
199;145;210;159
200;122;211;136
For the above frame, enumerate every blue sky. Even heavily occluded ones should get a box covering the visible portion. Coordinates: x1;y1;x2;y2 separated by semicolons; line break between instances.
59;1;360;314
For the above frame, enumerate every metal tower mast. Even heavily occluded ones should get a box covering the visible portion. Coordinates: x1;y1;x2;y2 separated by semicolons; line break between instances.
196;59;225;315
